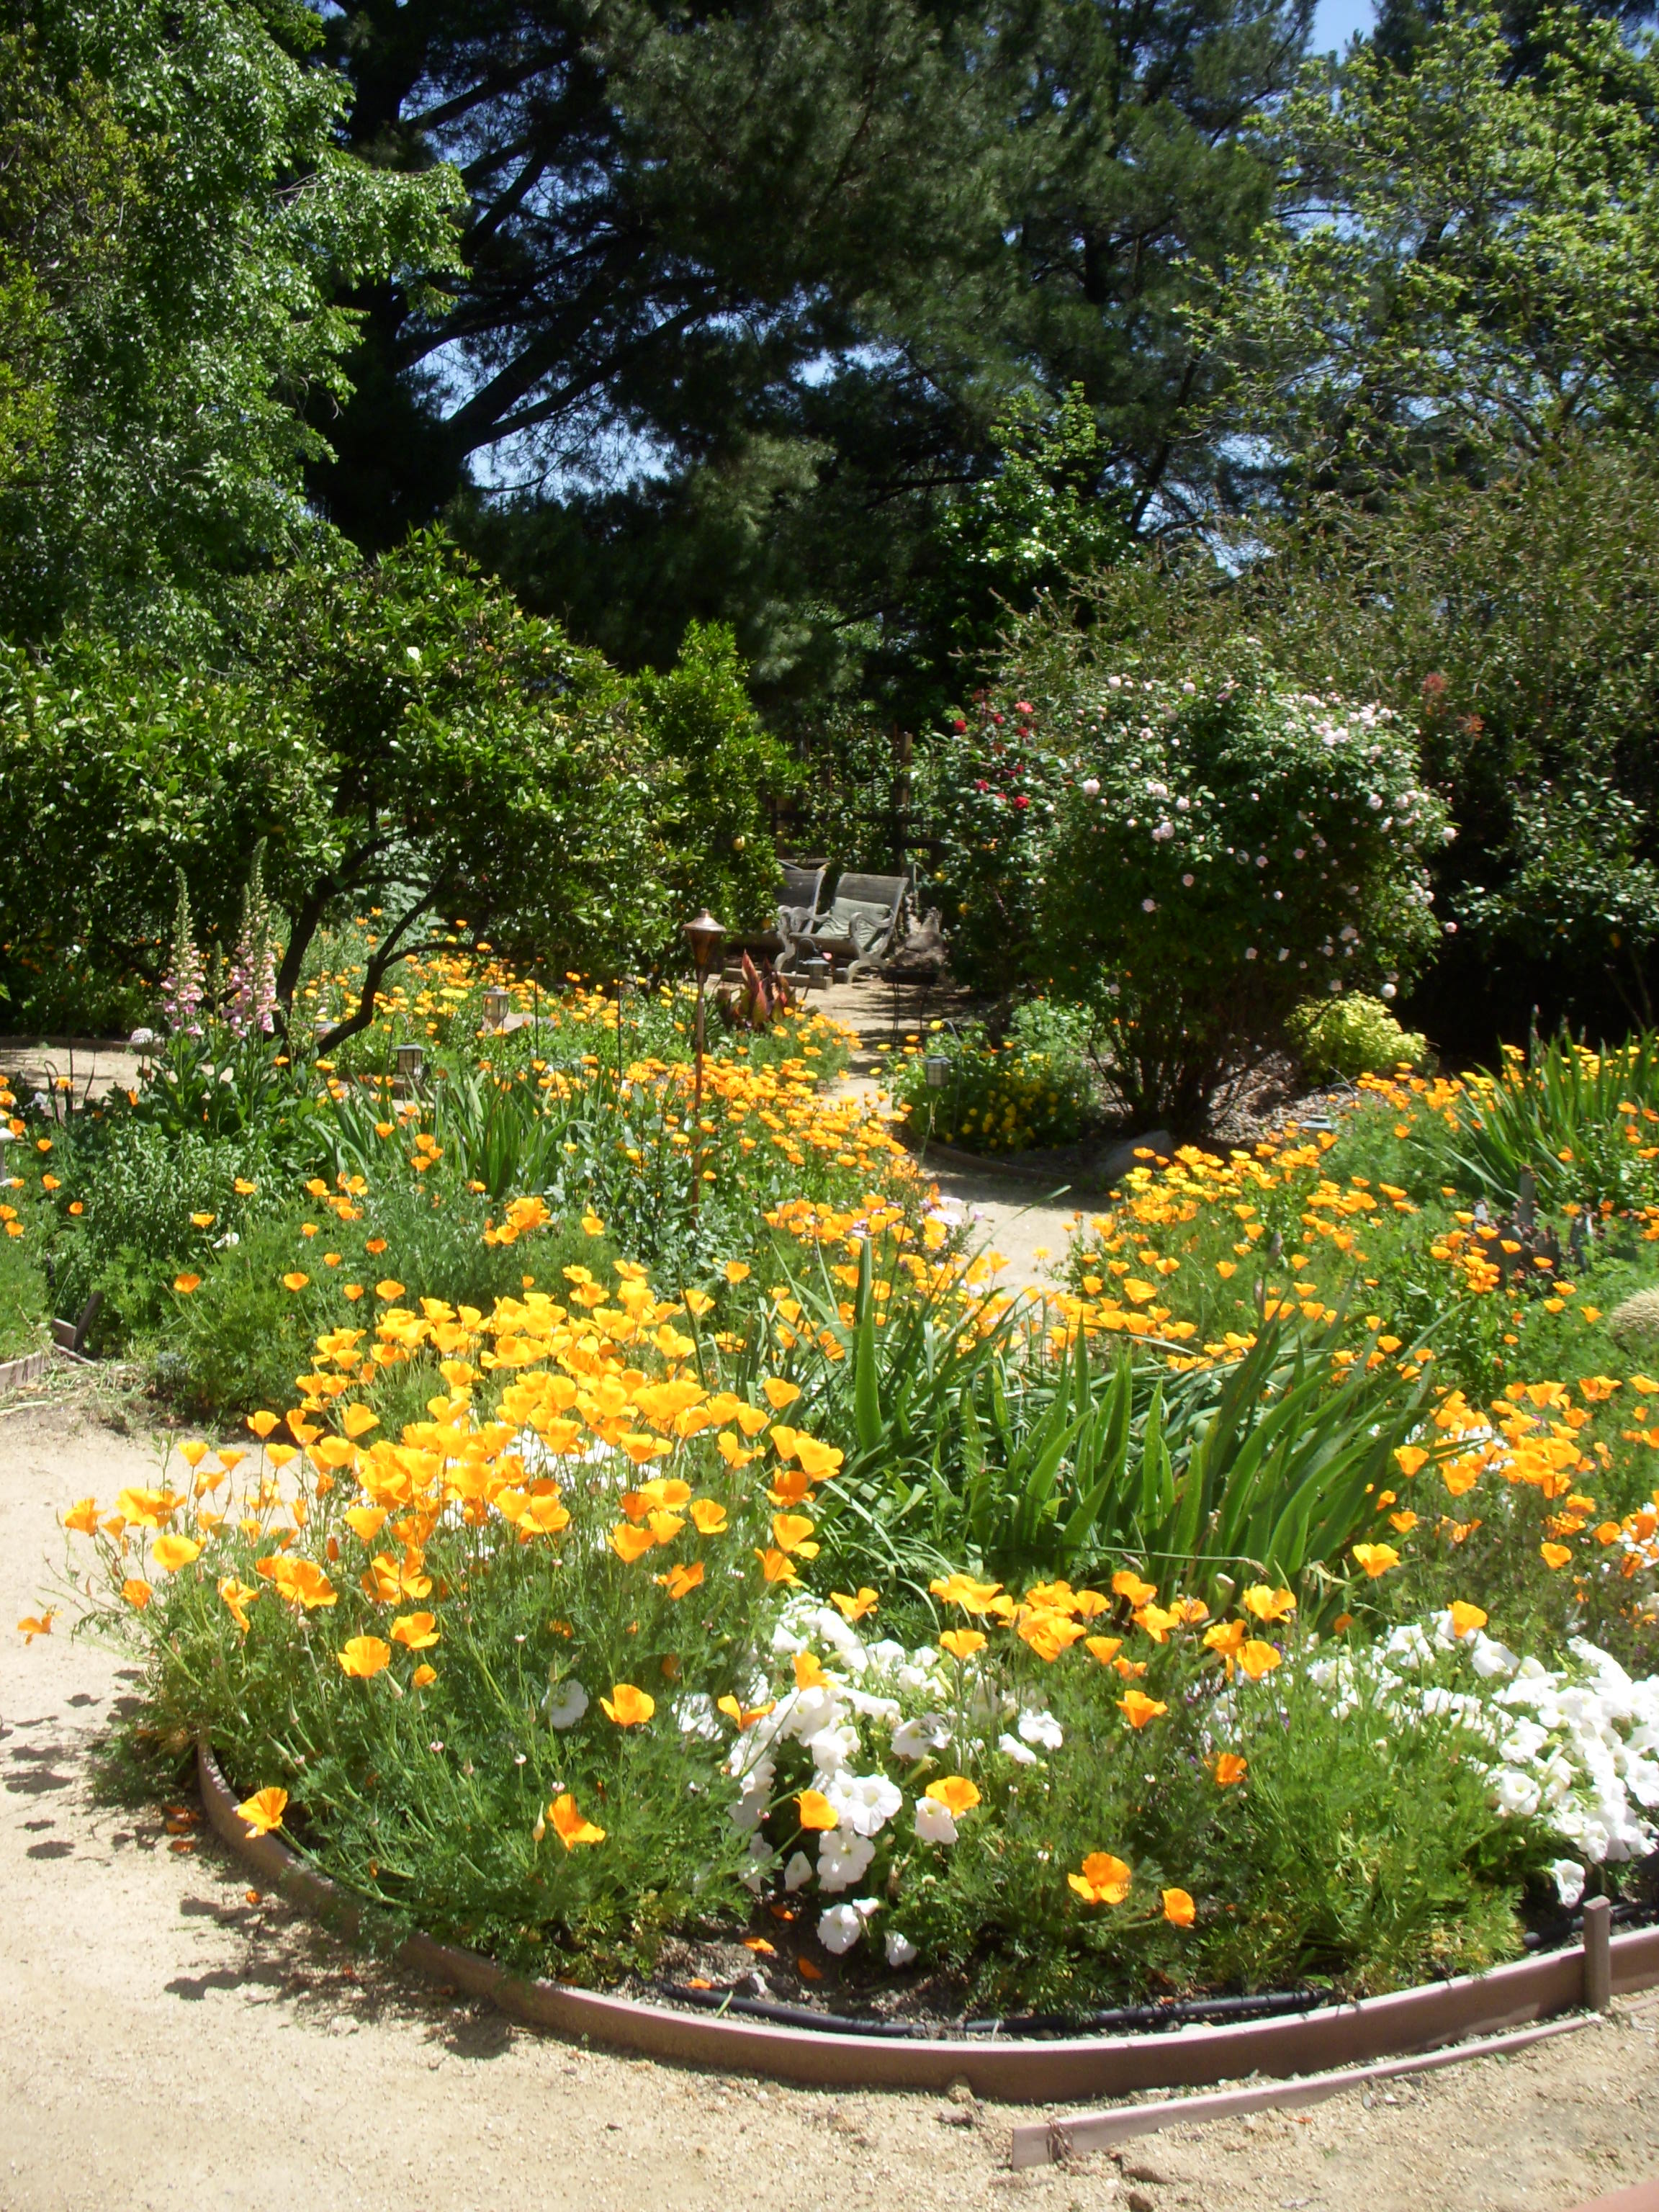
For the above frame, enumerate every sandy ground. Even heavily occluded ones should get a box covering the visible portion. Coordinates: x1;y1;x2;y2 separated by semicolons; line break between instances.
821;978;1092;1289
3;1385;1659;2212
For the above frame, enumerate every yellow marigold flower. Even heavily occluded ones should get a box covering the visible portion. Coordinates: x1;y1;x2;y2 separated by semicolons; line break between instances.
390;1611;440;1650
830;1588;878;1622
549;1793;606;1850
755;1547;798;1583
939;1628;987;1660
150;1534;202;1573
925;1775;980;1815
1069;1852;1132;1905
1213;1753;1248;1787
797;1789;838;1830
236;1787;288;1838
1540;1541;1573;1570
601;1682;655;1726
1161;1887;1197;1928
1238;1639;1282;1681
337;1635;392;1678
1352;1542;1401;1578
282;1272;310;1292
1241;1584;1296;1623
1118;1689;1168;1728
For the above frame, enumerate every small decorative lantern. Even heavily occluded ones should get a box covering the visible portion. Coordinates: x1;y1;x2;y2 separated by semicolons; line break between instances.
395;1043;425;1092
682;909;727;976
482;986;511;1031
681;909;727;1223
923;1051;950;1089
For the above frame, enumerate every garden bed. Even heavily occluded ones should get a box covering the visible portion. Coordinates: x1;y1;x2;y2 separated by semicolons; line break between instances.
197;1735;1659;2098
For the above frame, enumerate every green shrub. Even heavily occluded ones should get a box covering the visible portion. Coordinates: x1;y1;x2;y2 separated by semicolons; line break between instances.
924;642;1447;1128
1290;993;1429;1083
0;1218;46;1360
48;1122;263;1346
886;1014;1090;1154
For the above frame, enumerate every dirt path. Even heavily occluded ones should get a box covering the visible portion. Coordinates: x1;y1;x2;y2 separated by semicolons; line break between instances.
5;1390;1659;2212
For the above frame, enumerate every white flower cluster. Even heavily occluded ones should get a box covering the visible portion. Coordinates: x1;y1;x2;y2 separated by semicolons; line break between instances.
713;1597;1064;1966
1308;1614;1659;1899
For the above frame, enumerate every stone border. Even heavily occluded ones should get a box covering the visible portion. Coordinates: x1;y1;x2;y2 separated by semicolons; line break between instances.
197;1740;1659;2103
0;1347;48;1393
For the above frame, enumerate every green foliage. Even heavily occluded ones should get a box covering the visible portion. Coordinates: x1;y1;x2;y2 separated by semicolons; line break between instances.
758;1242;1431;1595
926;637;1446;1124
886;1015;1090;1154
44;1120;262;1346
911;387;1128;718
0;1210;46;1359
247;532;673;1035
1402;1030;1659;1216
0;0;460;639
1290;994;1429;1083
631;621;790;932
0;634;325;1021
1209;5;1659;492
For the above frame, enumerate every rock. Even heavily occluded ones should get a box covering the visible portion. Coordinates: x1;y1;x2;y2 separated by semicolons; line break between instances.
936;2103;976;2127
945;2078;978;2105
1125;2190;1159;2212
1122;2161;1171;2185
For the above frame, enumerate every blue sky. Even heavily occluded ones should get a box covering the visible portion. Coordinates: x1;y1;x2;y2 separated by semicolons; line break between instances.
1310;0;1377;51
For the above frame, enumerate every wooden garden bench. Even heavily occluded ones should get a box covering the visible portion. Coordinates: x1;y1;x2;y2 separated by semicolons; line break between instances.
784;870;909;981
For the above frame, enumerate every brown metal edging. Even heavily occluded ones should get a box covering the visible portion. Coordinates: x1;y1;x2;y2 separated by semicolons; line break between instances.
1009;2013;1596;2169
0;1347;48;1393
196;1740;1659;2103
1563;2183;1659;2212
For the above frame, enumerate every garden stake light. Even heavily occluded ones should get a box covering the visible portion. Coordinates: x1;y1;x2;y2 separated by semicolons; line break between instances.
682;908;726;1221
482;986;510;1031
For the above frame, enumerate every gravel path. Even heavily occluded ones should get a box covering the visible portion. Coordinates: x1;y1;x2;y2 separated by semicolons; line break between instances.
5;1393;1659;2212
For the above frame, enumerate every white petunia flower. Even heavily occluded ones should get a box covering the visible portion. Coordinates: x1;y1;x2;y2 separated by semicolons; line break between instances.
544;1679;589;1730
783;1850;814;1892
818;1903;863;1955
914;1796;958;1845
891;1712;952;1761
1017;1708;1064;1750
817;1828;877;1892
826;1769;903;1837
998;1732;1038;1766
885;1928;919;1968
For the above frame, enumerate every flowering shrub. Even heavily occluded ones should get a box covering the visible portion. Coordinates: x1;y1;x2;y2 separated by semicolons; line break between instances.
886;1017;1089;1154
924;646;1447;1125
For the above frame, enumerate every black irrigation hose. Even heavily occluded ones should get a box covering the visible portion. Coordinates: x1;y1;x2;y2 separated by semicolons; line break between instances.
656;1984;940;2038
964;1988;1325;2037
657;1980;1326;2042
